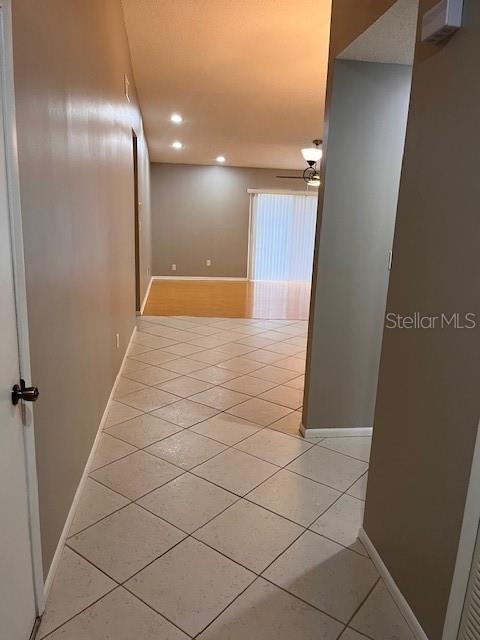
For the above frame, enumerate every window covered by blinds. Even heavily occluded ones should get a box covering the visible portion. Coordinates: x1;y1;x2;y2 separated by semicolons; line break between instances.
250;193;317;282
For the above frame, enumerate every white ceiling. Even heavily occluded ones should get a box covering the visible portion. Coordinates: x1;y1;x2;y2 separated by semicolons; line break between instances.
338;0;418;66
121;0;331;170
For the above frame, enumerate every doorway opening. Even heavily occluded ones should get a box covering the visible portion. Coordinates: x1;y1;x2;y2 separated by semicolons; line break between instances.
132;129;140;312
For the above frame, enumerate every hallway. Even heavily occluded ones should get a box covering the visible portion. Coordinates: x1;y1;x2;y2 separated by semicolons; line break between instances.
38;315;413;640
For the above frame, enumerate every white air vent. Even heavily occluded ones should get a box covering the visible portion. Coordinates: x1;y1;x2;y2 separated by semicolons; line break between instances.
459;526;480;639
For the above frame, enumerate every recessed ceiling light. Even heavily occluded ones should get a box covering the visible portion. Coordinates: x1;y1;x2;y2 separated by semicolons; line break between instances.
170;113;183;124
171;141;183;150
216;155;226;163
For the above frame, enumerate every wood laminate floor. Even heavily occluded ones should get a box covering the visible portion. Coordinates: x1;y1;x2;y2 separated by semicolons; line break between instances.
143;280;311;320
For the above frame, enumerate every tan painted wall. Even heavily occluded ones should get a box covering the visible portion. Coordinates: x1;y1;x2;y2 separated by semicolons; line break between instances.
364;1;480;637
150;163;304;277
12;0;151;574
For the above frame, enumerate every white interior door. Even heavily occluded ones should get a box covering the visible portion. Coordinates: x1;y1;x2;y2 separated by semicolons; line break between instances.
0;8;39;636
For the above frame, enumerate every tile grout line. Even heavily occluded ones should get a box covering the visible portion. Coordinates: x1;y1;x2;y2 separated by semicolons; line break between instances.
343;577;381;639
121;582;196;639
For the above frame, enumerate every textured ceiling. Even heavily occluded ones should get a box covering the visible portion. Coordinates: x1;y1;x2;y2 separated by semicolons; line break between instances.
338;0;418;65
121;0;331;170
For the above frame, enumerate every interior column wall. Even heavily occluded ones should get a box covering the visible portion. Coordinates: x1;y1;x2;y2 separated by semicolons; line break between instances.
303;60;412;431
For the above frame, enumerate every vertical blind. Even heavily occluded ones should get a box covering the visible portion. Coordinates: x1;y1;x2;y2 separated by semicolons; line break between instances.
250;193;317;282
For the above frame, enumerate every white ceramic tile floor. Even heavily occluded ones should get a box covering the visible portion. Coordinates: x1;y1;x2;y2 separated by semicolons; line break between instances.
194;499;303;573
45;588;189;640
89;433;136;471
105;412;183;448
258;384;303;409
339;629;370;640
350;580;415;640
146;430;227;470
347;472;369;501
234;428;312;466
113;376;148;398
309;493;367;555
139;473;237;533
39;316;413;639
68;478;129;536
125;537;255;637
188;386;251;410
197;577;343;640
246;468;341;527
263;531;378;622
151;398;219;428
68;503;186;582
227;397;292;426
189;413;261;446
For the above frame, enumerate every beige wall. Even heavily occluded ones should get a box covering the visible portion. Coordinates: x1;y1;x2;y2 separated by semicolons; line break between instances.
12;0;151;574
364;1;480;637
150;163;304;277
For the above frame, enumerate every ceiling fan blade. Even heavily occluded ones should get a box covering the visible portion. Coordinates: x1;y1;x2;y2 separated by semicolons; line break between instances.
275;175;303;179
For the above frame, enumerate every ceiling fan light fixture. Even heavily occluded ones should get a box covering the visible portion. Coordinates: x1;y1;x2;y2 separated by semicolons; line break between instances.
301;139;322;184
301;147;322;164
301;139;323;165
274;138;323;184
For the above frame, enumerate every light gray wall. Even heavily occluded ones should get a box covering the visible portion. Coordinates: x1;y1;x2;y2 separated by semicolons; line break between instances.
303;60;412;430
12;0;151;574
364;1;480;637
150;163;304;277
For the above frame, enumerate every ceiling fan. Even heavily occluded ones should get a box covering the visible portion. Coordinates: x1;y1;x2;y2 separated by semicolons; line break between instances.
276;139;322;187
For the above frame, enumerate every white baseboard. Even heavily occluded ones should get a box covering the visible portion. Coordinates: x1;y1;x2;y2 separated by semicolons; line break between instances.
139;276;153;315
300;424;373;438
152;276;248;281
359;528;429;640
43;325;137;600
